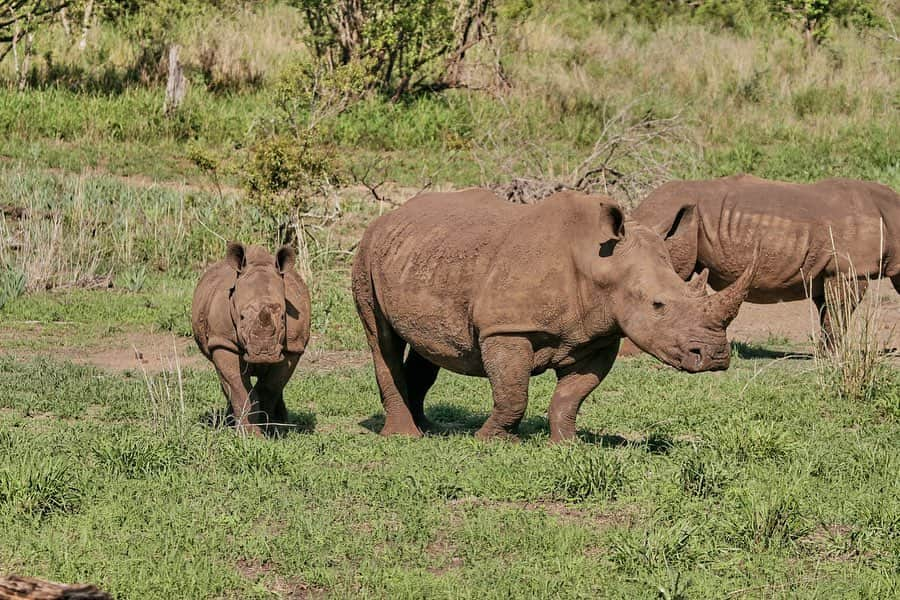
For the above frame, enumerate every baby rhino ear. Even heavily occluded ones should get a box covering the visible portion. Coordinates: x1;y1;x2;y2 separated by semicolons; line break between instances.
275;245;296;274
226;241;246;273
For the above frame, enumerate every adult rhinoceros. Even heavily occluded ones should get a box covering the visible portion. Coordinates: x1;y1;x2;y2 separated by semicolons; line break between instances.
632;174;900;347
351;189;757;443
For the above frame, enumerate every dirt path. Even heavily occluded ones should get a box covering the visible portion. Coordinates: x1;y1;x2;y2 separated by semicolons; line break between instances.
0;330;370;374
2;288;897;371
89;333;369;374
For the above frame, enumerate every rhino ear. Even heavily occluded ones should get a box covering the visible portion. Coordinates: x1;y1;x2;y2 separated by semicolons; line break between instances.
226;241;246;273
598;204;625;257
653;204;695;240
275;245;296;274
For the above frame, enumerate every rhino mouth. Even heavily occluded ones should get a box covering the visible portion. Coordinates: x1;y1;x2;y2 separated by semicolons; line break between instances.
675;343;730;373
242;337;284;364
243;349;284;364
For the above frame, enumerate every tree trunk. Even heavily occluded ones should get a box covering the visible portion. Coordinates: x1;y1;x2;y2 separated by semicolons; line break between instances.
164;44;188;115
59;7;71;37
78;0;94;51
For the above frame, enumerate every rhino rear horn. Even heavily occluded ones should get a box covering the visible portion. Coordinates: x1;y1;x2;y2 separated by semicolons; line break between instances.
703;243;760;326
686;268;709;298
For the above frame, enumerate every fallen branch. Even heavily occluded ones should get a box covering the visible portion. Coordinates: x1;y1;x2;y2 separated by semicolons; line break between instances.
0;574;111;600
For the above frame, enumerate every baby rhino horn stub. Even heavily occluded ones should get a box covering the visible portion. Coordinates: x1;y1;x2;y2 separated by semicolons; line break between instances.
686;268;709;298
702;244;760;326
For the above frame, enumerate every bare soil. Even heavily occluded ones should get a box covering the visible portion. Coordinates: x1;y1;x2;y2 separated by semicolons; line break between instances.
0;330;370;374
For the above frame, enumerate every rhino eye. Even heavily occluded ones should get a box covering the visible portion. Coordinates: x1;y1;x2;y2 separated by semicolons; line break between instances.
652;300;666;311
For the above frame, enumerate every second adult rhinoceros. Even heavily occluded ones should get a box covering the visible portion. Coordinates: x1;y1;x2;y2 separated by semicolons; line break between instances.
631;174;900;347
352;189;757;443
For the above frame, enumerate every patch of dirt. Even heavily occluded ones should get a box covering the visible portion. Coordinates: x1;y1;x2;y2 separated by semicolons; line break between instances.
447;497;639;530
424;537;464;575
234;559;325;599
795;523;870;563
0;326;371;374
297;347;370;373
74;333;205;373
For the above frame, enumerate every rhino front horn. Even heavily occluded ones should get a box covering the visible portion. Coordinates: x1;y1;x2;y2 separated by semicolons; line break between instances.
703;243;760;326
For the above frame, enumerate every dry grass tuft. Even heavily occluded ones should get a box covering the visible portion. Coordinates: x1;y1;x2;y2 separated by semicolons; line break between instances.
811;226;898;402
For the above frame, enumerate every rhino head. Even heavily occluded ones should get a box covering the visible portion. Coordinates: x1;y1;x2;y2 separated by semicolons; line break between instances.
588;208;756;372
225;242;295;364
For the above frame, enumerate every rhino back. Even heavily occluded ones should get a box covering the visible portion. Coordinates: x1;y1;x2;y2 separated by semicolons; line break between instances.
191;261;238;357
695;178;891;300
360;189;517;369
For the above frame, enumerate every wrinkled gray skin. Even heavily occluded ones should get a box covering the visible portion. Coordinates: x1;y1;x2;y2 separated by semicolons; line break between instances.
192;242;311;435
632;174;900;348
352;189;758;443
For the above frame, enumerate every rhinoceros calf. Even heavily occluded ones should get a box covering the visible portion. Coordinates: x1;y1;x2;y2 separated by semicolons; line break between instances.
632;174;900;347
352;189;757;442
192;242;311;435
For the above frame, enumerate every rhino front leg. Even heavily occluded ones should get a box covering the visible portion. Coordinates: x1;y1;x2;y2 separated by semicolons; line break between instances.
548;343;619;443
211;348;261;436
476;336;533;441
891;274;899;295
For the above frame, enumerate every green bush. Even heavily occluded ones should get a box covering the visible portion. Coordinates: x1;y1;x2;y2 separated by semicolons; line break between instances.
0;266;26;310
792;84;858;117
293;0;494;96
0;454;82;518
548;445;626;502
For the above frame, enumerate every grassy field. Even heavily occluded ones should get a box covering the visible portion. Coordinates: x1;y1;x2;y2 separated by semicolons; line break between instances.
1;349;897;598
1;1;899;598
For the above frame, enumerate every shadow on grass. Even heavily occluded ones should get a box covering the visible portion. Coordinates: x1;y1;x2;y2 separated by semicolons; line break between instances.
200;408;316;437
732;341;812;360
360;403;680;452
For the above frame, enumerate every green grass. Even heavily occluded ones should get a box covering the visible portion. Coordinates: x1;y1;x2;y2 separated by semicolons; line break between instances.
0;3;898;597
0;354;897;598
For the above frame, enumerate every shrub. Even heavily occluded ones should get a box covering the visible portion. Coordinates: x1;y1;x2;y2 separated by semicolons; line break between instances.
679;446;730;498
293;0;496;96
0;455;82;518
727;489;809;550
0;265;26;310
93;431;187;478
547;445;626;502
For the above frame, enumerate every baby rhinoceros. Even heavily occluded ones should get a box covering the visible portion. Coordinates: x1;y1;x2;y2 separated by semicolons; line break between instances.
192;242;311;435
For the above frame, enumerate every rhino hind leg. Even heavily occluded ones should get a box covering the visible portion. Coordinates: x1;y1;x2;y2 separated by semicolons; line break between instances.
476;336;534;441
404;350;439;431
892;274;900;295
359;303;422;437
815;276;868;352
548;343;619;443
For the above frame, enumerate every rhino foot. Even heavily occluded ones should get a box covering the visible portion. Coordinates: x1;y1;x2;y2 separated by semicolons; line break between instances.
474;426;520;443
380;421;424;437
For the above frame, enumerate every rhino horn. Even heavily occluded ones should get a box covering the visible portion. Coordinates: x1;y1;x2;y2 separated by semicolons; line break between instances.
703;244;760;326
686;268;709;298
